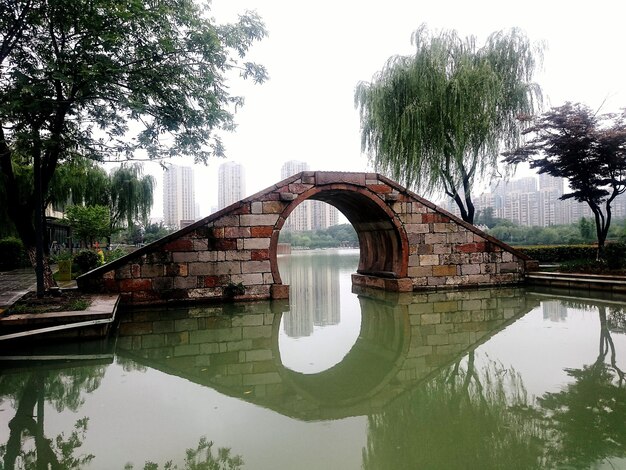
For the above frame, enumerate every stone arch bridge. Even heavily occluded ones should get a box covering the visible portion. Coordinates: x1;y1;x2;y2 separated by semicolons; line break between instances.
78;172;536;305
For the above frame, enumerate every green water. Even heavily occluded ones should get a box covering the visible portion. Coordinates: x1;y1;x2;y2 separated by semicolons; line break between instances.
1;248;625;469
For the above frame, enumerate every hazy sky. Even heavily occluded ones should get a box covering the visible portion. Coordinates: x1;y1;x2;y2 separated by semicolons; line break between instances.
139;0;626;220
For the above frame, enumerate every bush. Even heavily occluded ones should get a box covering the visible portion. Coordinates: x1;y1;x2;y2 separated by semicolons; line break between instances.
0;237;27;270
104;247;127;263
604;242;626;269
516;245;597;263
73;250;100;275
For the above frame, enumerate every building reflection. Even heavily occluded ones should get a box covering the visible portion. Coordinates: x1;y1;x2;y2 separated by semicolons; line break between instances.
541;300;568;322
280;254;341;338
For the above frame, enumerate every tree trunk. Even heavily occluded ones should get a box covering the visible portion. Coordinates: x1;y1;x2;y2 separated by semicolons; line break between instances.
26;246;57;291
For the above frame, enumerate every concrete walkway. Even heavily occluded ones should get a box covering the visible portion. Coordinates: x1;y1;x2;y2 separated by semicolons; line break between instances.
0;267;77;311
0;268;36;310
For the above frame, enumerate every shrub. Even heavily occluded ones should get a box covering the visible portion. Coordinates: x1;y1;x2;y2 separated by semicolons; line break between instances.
104;247;127;263
604;242;626;269
0;237;27;270
73;250;100;275
516;245;597;263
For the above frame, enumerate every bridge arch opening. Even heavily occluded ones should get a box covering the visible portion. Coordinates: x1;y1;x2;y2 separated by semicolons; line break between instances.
271;185;409;287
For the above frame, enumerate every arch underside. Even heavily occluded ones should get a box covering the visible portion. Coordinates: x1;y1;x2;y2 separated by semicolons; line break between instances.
309;189;406;279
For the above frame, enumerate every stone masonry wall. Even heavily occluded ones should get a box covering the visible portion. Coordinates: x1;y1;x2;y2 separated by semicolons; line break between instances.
78;172;535;305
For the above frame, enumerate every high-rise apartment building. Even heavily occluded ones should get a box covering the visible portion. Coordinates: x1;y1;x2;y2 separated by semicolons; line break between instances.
163;165;196;228
445;175;605;227
280;160;339;231
218;162;246;210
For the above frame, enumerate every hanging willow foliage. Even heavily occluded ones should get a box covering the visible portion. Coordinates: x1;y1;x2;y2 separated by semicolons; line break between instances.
355;25;543;223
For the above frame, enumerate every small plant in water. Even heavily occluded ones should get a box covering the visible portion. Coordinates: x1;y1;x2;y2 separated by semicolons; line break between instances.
223;282;245;299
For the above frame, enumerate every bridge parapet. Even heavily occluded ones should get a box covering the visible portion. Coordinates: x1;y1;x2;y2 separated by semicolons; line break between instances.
78;171;534;305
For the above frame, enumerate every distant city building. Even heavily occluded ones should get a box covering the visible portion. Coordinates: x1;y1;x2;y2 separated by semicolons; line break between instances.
218;162;246;210
281;160;339;231
163;165;196;229
445;174;626;228
281;160;311;232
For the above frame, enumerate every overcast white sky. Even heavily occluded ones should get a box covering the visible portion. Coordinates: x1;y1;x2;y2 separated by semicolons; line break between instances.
137;0;626;220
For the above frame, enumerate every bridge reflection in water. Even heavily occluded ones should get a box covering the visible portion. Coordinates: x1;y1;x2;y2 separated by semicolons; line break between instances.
116;286;538;421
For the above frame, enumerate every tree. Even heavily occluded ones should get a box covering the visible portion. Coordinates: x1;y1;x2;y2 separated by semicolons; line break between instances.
0;0;267;292
503;103;626;258
108;164;155;231
355;25;542;223
578;216;593;241
65;205;111;247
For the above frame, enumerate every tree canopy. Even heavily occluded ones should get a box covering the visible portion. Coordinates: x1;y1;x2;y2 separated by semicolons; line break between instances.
0;0;267;290
502;103;626;257
355;26;542;223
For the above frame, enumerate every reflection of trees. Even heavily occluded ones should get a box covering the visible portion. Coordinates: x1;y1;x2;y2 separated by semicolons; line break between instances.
362;353;546;469
534;305;626;468
0;364;105;469
124;437;243;470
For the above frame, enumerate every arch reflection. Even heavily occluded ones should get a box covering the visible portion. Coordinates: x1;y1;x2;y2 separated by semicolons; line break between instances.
114;286;537;421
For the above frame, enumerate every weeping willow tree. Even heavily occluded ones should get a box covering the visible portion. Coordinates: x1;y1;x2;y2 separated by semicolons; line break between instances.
355;26;543;223
108;163;155;231
49;160;156;233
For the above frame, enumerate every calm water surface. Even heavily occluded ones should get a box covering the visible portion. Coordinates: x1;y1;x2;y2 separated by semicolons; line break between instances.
1;249;625;469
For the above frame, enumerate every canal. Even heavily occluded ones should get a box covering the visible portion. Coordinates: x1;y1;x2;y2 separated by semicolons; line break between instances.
1;248;625;469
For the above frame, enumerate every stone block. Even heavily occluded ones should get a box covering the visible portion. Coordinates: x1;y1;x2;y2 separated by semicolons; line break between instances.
174;276;199;289
241;260;271;273
500;262;521;273
422;213;448;223
242;372;282;386
225;250;252;261
152;277;174;291
190;327;242;344
433;265;457;277
173;252;198;263
224;227;251;238
244;238;271;250
214;239;238;251
420;313;441;325
262;201;285;213
243;325;273;339
271;284;289;299
434;300;459;312
141;264;164;278
215;261;242;275
419;255;440;266
239;214;280;226
251;201;263;214
405;223;430;234
193;239;209;251
115;266;132;280
163;239;194;252
432;244;451;255
461;264;481;275
214;215;240;227
188;262;218;276
425;233;447;245
433;223;458;233
230;273;264;285
197;251;217;262
245;349;274;362
119;278;152;292
408;266;433;277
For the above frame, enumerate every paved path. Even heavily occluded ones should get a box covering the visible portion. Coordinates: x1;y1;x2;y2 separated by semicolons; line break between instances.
0;268;36;310
0;267;76;311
